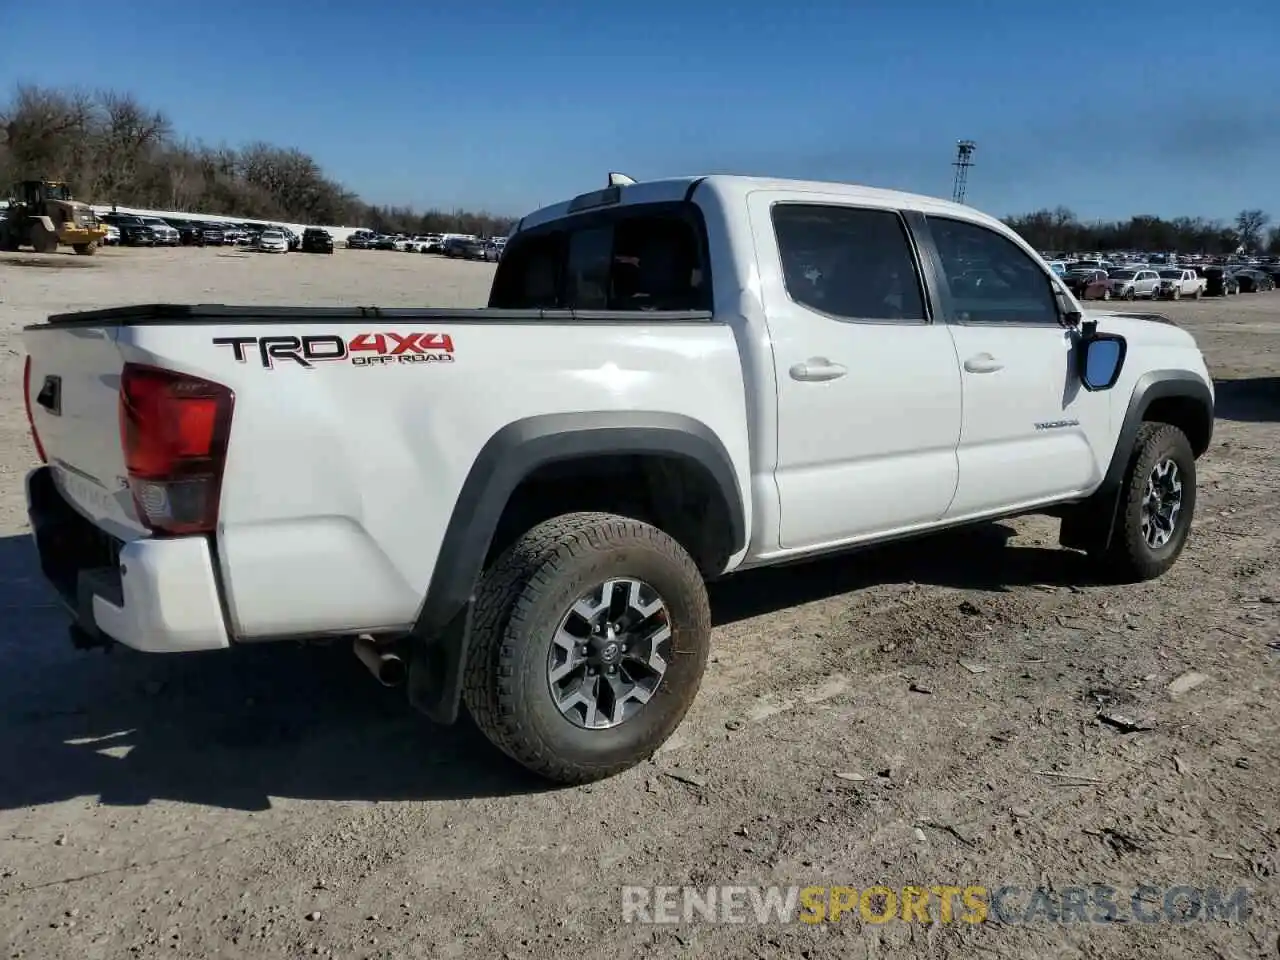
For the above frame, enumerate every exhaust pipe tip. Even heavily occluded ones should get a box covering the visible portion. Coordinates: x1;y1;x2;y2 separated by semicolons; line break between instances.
353;636;406;687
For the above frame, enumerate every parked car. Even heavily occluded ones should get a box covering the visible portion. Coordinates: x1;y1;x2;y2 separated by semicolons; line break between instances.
21;173;1215;785
165;219;204;246
281;227;301;251
140;217;180;246
301;228;334;254
346;231;373;249
443;236;487;259
1152;269;1205;300
102;224;120;246
1105;268;1161;300
1233;269;1276;293
256;229;288;253
198;224;226;246
101;214;156;247
373;235;397;250
1203;267;1239;296
1064;268;1112;300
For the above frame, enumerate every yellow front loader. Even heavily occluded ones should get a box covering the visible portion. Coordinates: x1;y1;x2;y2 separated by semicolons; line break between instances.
0;180;109;254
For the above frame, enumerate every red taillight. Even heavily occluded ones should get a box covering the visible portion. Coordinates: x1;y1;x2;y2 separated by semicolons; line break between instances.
118;363;234;536
23;355;48;462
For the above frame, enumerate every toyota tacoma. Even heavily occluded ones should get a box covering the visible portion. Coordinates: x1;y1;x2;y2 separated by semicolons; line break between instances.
21;174;1215;784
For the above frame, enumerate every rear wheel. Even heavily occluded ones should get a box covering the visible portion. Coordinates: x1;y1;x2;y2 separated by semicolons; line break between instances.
463;512;711;784
1094;423;1196;583
72;242;97;256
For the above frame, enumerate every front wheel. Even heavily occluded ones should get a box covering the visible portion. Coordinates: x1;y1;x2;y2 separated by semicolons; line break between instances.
1124;287;1136;300
1094;423;1196;583
1102;288;1112;301
1192;287;1201;299
463;512;711;784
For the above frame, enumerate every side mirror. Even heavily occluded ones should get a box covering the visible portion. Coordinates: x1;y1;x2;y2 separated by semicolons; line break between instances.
1078;330;1127;391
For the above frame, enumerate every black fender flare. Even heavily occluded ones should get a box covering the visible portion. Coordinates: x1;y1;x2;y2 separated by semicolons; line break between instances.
1100;370;1214;493
406;411;746;724
1060;369;1213;553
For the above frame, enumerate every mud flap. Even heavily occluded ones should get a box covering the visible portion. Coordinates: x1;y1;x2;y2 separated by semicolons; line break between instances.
406;600;474;725
1058;488;1122;556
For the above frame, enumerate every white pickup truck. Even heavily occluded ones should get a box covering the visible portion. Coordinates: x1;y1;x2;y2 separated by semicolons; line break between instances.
22;174;1215;784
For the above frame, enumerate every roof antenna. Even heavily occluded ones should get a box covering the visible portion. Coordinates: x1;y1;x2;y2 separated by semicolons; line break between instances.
608;172;636;187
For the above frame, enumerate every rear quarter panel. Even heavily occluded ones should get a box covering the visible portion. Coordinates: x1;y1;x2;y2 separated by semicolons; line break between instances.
119;320;750;639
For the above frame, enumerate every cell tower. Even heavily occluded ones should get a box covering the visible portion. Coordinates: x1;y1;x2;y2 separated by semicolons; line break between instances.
951;140;976;204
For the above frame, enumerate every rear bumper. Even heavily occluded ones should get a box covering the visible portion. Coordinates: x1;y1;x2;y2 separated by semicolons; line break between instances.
26;466;230;653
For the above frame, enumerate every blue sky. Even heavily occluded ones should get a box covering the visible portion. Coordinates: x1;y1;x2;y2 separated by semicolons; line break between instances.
2;0;1277;221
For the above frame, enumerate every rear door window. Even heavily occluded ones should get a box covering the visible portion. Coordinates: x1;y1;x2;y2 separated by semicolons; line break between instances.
489;204;709;312
771;204;928;322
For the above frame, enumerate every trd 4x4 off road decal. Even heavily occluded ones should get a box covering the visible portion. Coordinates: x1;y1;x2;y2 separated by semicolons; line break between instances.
213;332;455;369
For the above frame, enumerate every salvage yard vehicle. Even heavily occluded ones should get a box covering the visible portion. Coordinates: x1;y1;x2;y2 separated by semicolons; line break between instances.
140;216;180;246
21;174;1215;785
1203;266;1239;296
1232;268;1276;293
100;214;156;247
1153;268;1205;300
1064;267;1113;300
0;180;109;255
1106;268;1161;300
301;227;334;254
255;228;288;253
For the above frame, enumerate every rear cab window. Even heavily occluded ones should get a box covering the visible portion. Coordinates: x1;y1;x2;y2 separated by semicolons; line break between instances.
489;201;711;312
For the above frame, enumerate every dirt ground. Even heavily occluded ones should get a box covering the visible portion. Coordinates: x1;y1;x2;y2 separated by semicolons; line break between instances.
0;247;1276;960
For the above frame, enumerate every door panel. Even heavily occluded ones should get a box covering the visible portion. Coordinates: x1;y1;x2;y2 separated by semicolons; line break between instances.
918;214;1110;516
749;194;964;550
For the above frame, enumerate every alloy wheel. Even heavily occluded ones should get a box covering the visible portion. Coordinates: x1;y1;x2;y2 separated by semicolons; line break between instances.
546;578;672;730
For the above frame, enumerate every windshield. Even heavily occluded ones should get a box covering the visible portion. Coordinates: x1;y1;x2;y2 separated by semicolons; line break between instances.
1108;270;1135;279
143;218;168;225
1158;270;1182;279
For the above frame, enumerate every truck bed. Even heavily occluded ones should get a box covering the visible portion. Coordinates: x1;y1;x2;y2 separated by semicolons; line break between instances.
23;302;749;644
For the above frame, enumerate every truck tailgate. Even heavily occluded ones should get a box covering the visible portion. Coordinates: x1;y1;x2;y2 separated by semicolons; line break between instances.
22;324;146;539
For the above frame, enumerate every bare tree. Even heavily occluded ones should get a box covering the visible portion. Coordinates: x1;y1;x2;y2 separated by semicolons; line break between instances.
1234;209;1271;252
0;81;515;230
0;84;96;183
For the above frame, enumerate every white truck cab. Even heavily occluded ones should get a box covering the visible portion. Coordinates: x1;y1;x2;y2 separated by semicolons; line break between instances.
22;174;1214;784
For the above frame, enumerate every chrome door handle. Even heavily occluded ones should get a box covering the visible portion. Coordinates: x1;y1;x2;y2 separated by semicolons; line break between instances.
789;358;848;382
963;353;1004;374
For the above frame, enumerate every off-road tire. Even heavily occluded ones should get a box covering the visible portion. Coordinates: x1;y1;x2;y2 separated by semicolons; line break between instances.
463;511;711;784
31;223;58;254
72;242;96;255
1095;423;1196;583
